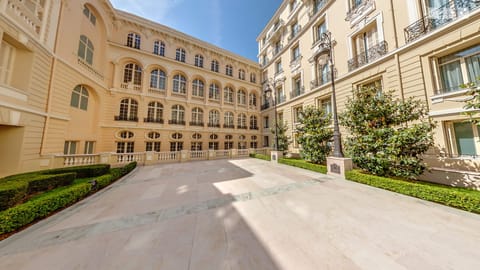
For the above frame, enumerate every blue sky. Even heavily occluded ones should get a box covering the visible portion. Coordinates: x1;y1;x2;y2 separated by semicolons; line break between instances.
110;0;282;62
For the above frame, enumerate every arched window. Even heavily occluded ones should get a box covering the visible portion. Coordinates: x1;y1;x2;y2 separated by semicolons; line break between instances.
237;89;247;105
239;69;245;80
123;63;142;85
249;93;257;108
153;40;165;56
83;5;96;25
224;87;234;103
70;85;89;110
226;65;233;76
209;83;220;100
117;98;138;121
250;115;258;130
146;131;161;152
192;79;204;97
172;74;187;94
211;60;219;72
191;107;204;125
224;112;234;128
250;73;256;83
225;134;234;149
147;132;161;139
170;105;185;124
192;133;202;140
119;131;134;139
238;113;247;128
146;102;163;123
150;69;166;90
175;48;186;62
225;135;233;140
208;110;220;127
127;32;141;49
78;35;94;65
195;54;204;67
172;133;183;140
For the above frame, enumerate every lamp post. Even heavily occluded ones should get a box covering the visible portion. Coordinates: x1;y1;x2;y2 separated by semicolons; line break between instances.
317;31;344;158
264;80;279;152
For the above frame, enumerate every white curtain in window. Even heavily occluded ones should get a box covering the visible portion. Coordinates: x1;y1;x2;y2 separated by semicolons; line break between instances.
440;61;463;92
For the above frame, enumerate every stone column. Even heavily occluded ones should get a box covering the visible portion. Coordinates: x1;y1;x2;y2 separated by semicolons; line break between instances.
270;151;283;163
327;157;353;179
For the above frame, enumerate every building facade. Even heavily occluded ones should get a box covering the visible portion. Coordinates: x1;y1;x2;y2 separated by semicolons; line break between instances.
258;0;480;186
0;0;262;177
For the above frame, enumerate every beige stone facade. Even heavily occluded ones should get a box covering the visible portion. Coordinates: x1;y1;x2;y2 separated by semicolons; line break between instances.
258;0;480;186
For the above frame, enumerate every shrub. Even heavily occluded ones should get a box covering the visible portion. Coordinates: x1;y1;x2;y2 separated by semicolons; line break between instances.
41;164;110;178
297;106;333;164
278;158;327;174
345;170;480;214
0;181;28;211
249;153;271;161
270;121;291;154
95;174;115;189
26;173;76;193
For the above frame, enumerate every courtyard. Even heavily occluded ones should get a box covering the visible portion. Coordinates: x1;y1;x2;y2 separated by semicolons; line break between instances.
0;158;479;269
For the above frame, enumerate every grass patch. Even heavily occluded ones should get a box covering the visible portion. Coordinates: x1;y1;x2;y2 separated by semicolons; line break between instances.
346;170;480;214
249;153;271;161
278;158;327;174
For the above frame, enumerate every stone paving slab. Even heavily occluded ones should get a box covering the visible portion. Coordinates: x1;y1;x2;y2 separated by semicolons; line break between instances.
0;158;479;269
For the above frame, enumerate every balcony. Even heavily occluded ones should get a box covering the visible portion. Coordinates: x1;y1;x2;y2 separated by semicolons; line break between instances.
261;103;271;110
114;116;138;122
250;126;259;130
120;83;142;92
345;0;375;23
272;44;284;58
168;119;186;125
404;0;480;43
310;73;332;89
290;86;305;99
267;20;284;41
208;123;221;128
223;124;235;129
144;118;164;124
5;0;44;36
238;125;248;130
290;56;302;72
189;121;204;127
347;41;388;72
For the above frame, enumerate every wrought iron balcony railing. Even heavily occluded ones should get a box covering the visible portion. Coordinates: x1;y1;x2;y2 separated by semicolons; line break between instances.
189;121;204;127
223;124;235;129
208;123;221;128
144;118;164;124
290;86;305;99
347;41;388;72
168;119;186;125
238;125;248;130
114;115;138;122
404;0;480;43
345;0;375;22
250;126;259;130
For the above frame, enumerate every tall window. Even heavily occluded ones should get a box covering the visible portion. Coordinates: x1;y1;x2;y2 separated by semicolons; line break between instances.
238;113;247;128
318;97;332;116
146;132;161;152
211;60;219;72
226;65;233;76
275;60;283;74
170;142;183;152
191;107;204;124
353;24;379;59
224;112;234;127
314;21;327;43
225;134;234;149
237;89;247;105
250;73;256;83
147;102;163;122
150;69;166;90
171;105;185;123
191;142;202;151
239;69;245;80
70;85;89;110
127;32;141;49
209;110;220;127
83;6;96;25
249;93;257;108
195;54;204;67
117;141;135;154
118;98;138;121
224;87;234;103
250;115;258;129
153;40;165;56
176;48;186;62
290;21;301;38
84;141;95;154
192;79;204;97
172;74;187;94
264;116;269;128
451;122;480;156
437;44;480;94
123;63;142;85
64;141;77;155
292;45;301;62
78;35;94;65
293;106;303;123
0;41;15;85
209;83;220;100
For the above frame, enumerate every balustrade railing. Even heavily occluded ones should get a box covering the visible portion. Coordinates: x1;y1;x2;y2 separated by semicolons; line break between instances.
61;154;99;166
158;151;179;161
190;151;208;160
347;41;388;72
114;153;145;164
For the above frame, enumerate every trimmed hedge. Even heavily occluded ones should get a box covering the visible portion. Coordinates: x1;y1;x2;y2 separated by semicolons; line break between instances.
0;162;137;235
26;173;76;193
278;158;327;174
40;164;110;178
249;153;271;161
0;181;28;211
345;170;480;214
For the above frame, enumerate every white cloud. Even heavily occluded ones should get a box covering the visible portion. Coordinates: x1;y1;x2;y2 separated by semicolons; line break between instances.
110;0;184;23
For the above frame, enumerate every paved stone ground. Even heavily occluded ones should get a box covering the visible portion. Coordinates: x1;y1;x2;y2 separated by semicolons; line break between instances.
1;158;479;270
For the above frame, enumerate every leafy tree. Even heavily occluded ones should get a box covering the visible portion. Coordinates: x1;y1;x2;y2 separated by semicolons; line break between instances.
270;121;290;153
340;87;436;179
296;106;333;164
462;79;480;124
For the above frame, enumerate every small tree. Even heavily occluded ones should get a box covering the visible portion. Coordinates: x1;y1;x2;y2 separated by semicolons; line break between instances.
340;87;436;178
296;106;333;164
270;121;290;153
462;79;480;124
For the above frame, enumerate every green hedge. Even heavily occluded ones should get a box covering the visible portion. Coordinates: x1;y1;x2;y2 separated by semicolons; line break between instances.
0;181;28;211
249;153;271;161
40;164;110;178
345;170;480;214
26;173;76;193
278;158;327;174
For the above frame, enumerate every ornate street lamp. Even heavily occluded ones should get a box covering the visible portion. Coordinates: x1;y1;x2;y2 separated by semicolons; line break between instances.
264;80;279;152
316;31;344;158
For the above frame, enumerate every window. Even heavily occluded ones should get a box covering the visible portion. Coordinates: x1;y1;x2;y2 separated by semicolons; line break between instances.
150;69;166;90
350;0;364;9
117;142;135;153
250;135;258;149
250;73;256;83
264;136;270;147
211;60;219;72
359;78;383;93
64;141;77;155
249;93;257;108
275;60;283;74
78;35;94;65
119;131;134;139
261;54;267;66
293;106;303;123
238;113;247;128
209;83;220;100
117;98;138;121
224;112;234;127
176;48;186;62
171;105;185;123
238;135;247;149
210;134;219;140
450;122;480;156
83;6;96;25
225;135;233;149
0;40;15;85
239;69;245;80
237;89;247;105
172;133;183;140
192;133;202;140
250;115;258;129
195;54;204;67
292;45;301;62
170;142;183;152
209;110;220;127
290;0;298;12
173;74;187;94
318;97;332;116
274;40;282;55
84;141;95;154
290;21;301;39
70;85;89;110
153;41;165;56
192;79;204;97
127;32;141;49
147;131;161;139
147;102;163;122
314;21;327;44
437;44;480;94
123;63;142;85
209;142;219;150
353;23;379;59
191;107;204;124
146;141;161;152
293;76;302;97
191;142;202;151
264;116;269;128
226;65;233;76
224;87;234;103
